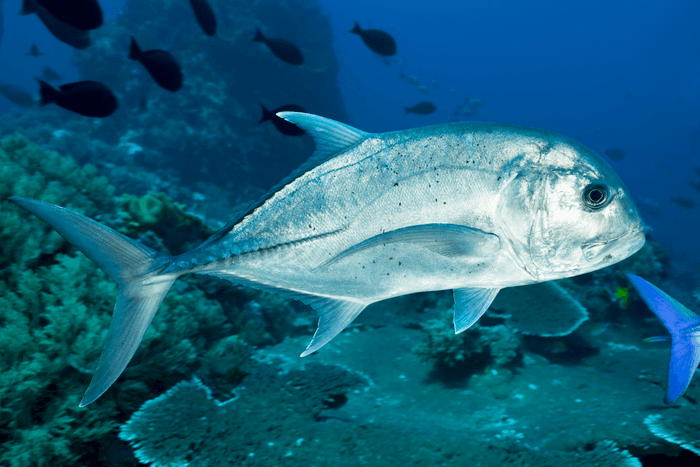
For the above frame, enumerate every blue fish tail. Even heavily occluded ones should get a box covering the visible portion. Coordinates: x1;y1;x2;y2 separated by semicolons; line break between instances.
8;197;178;406
627;274;700;403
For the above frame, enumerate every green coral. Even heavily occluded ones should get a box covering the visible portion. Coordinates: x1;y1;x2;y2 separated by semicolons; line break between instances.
0;135;239;466
116;191;214;255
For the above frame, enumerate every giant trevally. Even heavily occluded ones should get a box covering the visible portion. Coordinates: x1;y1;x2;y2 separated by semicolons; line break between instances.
9;112;645;406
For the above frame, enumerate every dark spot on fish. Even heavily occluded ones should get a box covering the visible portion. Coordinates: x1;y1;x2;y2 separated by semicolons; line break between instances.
394;182;399;186
398;262;401;266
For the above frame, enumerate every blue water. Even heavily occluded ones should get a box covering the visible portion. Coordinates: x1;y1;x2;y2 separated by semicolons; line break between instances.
2;0;698;279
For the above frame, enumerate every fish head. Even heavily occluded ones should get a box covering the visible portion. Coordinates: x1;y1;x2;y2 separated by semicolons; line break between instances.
496;131;645;281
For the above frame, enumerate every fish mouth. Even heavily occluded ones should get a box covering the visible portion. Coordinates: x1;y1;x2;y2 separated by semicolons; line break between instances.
582;225;645;262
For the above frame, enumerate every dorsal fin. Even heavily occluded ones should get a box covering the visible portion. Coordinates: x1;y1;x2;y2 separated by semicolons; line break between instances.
277;111;371;161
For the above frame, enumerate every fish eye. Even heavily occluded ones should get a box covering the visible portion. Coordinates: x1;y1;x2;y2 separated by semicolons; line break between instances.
582;184;609;209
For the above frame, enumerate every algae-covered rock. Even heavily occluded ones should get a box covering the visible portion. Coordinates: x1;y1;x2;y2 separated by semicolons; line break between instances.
116;191;214;254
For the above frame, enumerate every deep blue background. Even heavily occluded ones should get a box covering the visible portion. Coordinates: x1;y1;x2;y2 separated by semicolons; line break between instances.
1;0;699;279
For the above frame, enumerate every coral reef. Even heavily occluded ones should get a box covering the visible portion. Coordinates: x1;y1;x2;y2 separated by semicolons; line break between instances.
0;136;252;466
491;281;589;337
119;357;371;466
116;191;214;254
645;410;700;456
413;308;521;374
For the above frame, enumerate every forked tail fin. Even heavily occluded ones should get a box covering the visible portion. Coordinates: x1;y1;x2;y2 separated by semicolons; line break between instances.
8;197;178;406
627;274;700;403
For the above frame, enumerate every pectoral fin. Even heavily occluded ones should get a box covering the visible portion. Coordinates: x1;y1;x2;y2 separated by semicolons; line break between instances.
315;224;499;271
453;287;501;333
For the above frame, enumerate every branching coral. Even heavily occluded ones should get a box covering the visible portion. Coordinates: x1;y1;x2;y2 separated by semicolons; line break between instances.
0;135;236;466
413;309;521;373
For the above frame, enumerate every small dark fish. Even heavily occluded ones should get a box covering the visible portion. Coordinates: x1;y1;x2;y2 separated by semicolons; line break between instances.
670;196;695;209
253;28;304;65
27;44;43;56
349;21;396;57
259;104;306;136
128;37;183;92
694;167;700;177
405;101;436;115
604;148;625;161
638;198;661;217
37;79;117;117
689;181;700;193
189;0;216;36
41;66;63;82
0;83;36;107
22;0;102;31
21;1;90;49
139;97;148;111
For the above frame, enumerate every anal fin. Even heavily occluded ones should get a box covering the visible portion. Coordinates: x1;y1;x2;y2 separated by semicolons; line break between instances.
453;287;500;333
299;296;368;356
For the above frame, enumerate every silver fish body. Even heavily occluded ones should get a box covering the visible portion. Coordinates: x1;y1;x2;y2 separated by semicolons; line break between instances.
9;113;645;406
185;116;643;300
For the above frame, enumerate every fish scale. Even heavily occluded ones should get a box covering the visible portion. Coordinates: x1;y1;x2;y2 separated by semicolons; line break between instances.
8;112;645;406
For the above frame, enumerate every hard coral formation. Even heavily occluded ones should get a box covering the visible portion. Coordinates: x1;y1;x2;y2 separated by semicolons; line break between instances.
645;412;700;456
117;191;214;254
120;358;371;466
491;281;589;337
413;309;521;373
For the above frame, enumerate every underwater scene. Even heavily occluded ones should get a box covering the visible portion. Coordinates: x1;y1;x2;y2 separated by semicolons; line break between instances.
1;0;700;466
